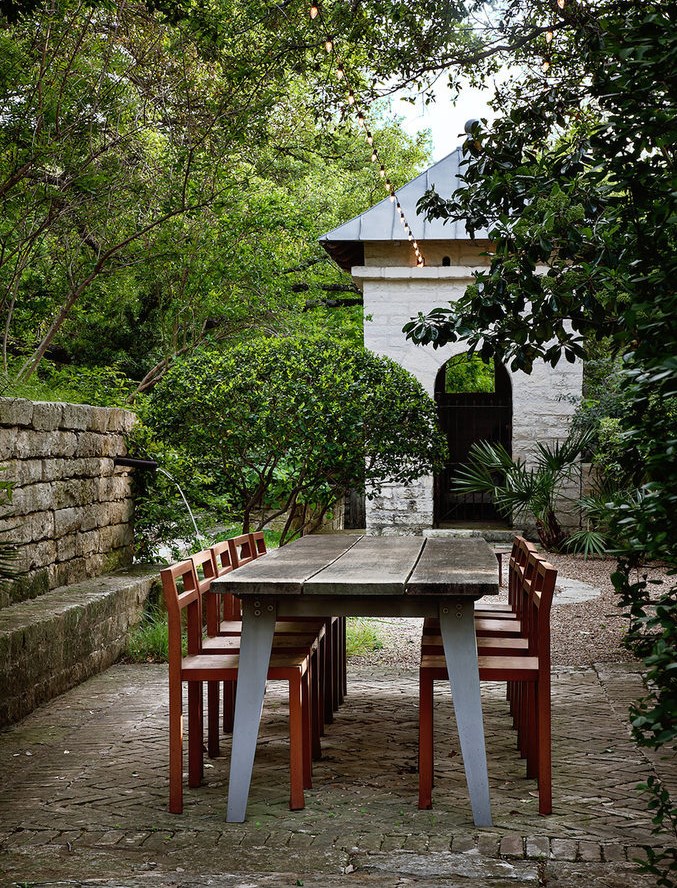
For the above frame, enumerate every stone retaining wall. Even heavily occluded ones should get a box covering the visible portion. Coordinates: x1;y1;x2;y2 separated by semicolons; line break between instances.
0;566;159;727
0;398;137;607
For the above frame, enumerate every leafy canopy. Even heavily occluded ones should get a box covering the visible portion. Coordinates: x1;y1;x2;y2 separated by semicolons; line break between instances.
142;336;448;543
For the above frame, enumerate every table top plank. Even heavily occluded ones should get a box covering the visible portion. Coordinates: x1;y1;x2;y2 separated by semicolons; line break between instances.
212;534;362;596
407;538;498;597
303;536;424;596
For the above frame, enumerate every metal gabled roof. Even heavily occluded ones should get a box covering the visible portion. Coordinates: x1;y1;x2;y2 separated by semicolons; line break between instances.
319;147;483;270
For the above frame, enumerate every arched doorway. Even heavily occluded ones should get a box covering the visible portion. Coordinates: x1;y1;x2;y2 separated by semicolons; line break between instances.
434;354;512;526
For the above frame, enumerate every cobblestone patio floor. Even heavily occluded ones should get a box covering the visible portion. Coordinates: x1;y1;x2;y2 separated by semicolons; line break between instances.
0;660;674;887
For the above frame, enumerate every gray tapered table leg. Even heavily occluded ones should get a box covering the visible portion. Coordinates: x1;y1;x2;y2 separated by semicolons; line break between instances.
439;601;492;827
226;598;276;822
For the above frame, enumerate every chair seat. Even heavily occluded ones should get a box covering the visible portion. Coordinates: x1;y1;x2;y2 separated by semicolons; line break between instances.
217;619;327;637
473;617;523;636
421;635;529;656
420;653;538;677
182;651;309;677
202;634;319;654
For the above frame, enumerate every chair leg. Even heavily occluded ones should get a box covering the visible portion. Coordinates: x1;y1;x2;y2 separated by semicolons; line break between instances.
418;669;434;809
288;673;306;810
310;651;322;761
168;676;184;814
207;680;220;758
223;680;236;733
187;680;203;788
301;672;313;790
339;617;347;702
536;681;552;815
324;620;335;725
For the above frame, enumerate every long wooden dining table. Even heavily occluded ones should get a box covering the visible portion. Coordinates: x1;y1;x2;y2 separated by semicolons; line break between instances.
211;533;499;826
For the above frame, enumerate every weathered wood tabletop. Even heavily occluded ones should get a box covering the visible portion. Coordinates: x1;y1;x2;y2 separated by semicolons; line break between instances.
215;534;498;599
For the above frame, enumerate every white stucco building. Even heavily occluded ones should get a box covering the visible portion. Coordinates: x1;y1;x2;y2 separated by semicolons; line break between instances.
319;147;582;535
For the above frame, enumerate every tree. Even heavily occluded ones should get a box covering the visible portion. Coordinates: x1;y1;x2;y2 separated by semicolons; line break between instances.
0;0;441;395
140;336;448;544
401;1;677;879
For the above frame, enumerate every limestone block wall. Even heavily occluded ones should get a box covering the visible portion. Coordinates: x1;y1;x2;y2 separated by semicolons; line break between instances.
352;262;583;533
0;398;136;607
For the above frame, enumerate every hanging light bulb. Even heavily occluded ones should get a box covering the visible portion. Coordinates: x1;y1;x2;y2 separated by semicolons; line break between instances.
545;29;553;43
336;63;345;79
347;91;355;105
384;179;391;192
357;111;365;127
389;193;396;202
371;150;378;163
325;37;333;52
379;165;386;177
557;0;565;7
309;2;319;19
366;132;373;145
542;58;550;72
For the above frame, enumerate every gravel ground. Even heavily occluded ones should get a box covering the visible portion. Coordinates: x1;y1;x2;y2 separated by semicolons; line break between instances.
350;551;673;670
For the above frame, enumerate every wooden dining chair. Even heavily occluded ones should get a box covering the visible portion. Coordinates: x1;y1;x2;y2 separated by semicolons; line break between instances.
252;532;346;722
418;552;557;815
242;533;341;731
421;536;537;643
160;559;313;815
190;544;325;759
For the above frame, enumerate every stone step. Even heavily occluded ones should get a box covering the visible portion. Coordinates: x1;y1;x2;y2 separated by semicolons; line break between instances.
423;528;523;545
0;564;160;728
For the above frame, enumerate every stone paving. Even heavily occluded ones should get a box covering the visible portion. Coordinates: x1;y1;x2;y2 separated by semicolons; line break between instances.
0;659;674;887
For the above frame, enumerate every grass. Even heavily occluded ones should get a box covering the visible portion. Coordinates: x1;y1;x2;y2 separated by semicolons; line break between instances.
126;612;386;663
345;617;385;657
125;607;172;663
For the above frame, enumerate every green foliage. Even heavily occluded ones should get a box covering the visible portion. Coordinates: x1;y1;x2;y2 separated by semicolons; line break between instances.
345;618;385;657
453;429;593;551
403;1;677;873
125;606;171;663
2;360;133;407
443;353;495;393
0;0;450;395
636;776;677;886
140;335;447;544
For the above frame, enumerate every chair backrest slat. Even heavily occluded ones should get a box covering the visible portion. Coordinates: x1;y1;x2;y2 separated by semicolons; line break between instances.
518;553;557;668
211;540;235;576
191;548;220;634
250;531;267;558
160;560;202;665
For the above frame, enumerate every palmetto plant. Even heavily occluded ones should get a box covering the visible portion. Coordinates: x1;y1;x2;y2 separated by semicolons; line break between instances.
452;429;595;551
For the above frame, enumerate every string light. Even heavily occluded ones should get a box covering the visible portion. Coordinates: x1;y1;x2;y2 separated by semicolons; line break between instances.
308;11;425;266
557;0;565;7
542;59;550;72
545;29;553;43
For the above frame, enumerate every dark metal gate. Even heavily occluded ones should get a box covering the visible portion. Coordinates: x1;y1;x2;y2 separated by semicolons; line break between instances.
434;362;512;525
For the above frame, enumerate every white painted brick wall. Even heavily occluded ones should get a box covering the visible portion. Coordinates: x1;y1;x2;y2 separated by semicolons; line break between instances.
353;263;583;534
